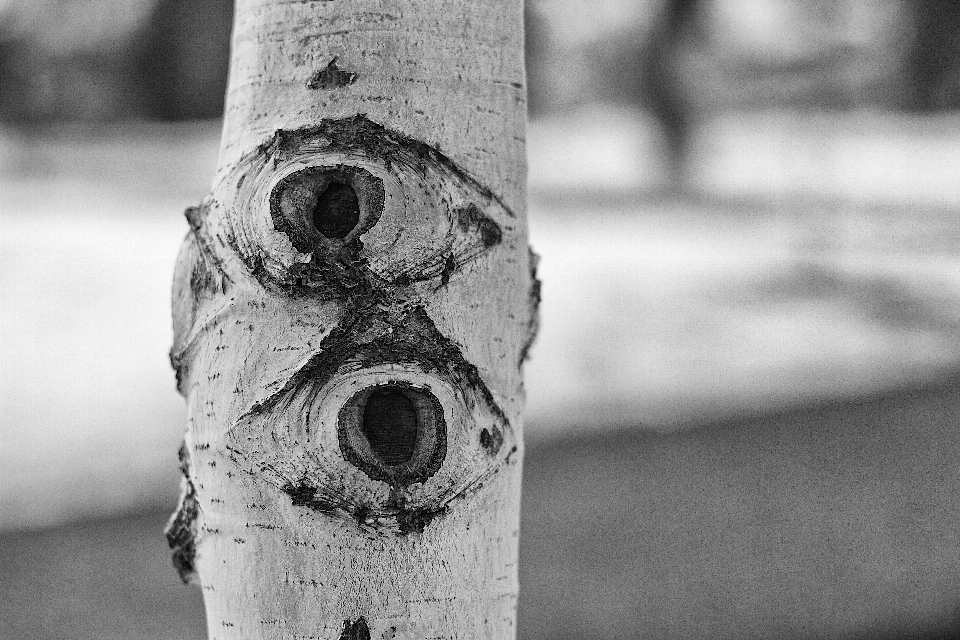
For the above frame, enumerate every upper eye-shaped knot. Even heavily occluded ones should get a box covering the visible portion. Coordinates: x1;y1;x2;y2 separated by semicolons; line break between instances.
218;116;514;297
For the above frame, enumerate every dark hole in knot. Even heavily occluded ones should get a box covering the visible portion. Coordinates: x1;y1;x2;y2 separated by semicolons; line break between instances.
313;182;360;239
270;165;384;253
361;388;419;466
339;383;446;486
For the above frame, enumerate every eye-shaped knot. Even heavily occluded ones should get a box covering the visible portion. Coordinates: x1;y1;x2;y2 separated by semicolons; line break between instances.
213;118;514;294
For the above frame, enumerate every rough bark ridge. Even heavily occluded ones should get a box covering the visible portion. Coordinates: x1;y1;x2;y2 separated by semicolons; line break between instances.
167;0;535;638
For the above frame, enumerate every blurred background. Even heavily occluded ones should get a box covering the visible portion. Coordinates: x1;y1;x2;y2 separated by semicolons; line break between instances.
2;0;960;638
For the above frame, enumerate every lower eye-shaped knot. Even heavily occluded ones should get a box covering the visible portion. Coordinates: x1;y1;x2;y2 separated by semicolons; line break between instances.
337;383;446;486
224;362;511;536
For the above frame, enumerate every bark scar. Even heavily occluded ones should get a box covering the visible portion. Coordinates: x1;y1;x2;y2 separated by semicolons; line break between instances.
456;203;502;248
165;441;201;584
280;476;449;536
519;246;541;367
307;56;358;89
339;617;371;640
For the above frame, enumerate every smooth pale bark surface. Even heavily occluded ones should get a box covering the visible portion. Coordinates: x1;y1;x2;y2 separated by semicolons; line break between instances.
168;1;534;638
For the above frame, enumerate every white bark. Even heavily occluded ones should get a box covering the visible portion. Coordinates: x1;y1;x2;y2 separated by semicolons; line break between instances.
167;0;535;638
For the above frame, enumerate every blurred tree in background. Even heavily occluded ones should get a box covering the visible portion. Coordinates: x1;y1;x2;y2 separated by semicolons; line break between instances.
0;0;958;179
0;0;232;122
135;0;233;120
909;0;960;110
0;0;155;122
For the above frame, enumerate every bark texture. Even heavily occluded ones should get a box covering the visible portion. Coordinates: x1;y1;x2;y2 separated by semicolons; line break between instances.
167;0;534;638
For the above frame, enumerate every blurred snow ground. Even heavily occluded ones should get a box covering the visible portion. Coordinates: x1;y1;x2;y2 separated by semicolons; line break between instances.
3;106;960;530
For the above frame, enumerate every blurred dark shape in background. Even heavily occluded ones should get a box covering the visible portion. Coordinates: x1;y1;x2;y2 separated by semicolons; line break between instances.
2;0;959;123
523;0;551;117
2;0;959;188
641;0;701;188
0;0;233;123
909;0;960;111
0;0;153;122
582;0;960;188
135;0;233;120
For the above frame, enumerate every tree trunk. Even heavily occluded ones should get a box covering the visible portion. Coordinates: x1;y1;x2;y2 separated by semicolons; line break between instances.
166;0;537;638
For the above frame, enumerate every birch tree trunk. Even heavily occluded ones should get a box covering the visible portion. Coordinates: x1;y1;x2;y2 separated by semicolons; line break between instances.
166;0;536;638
